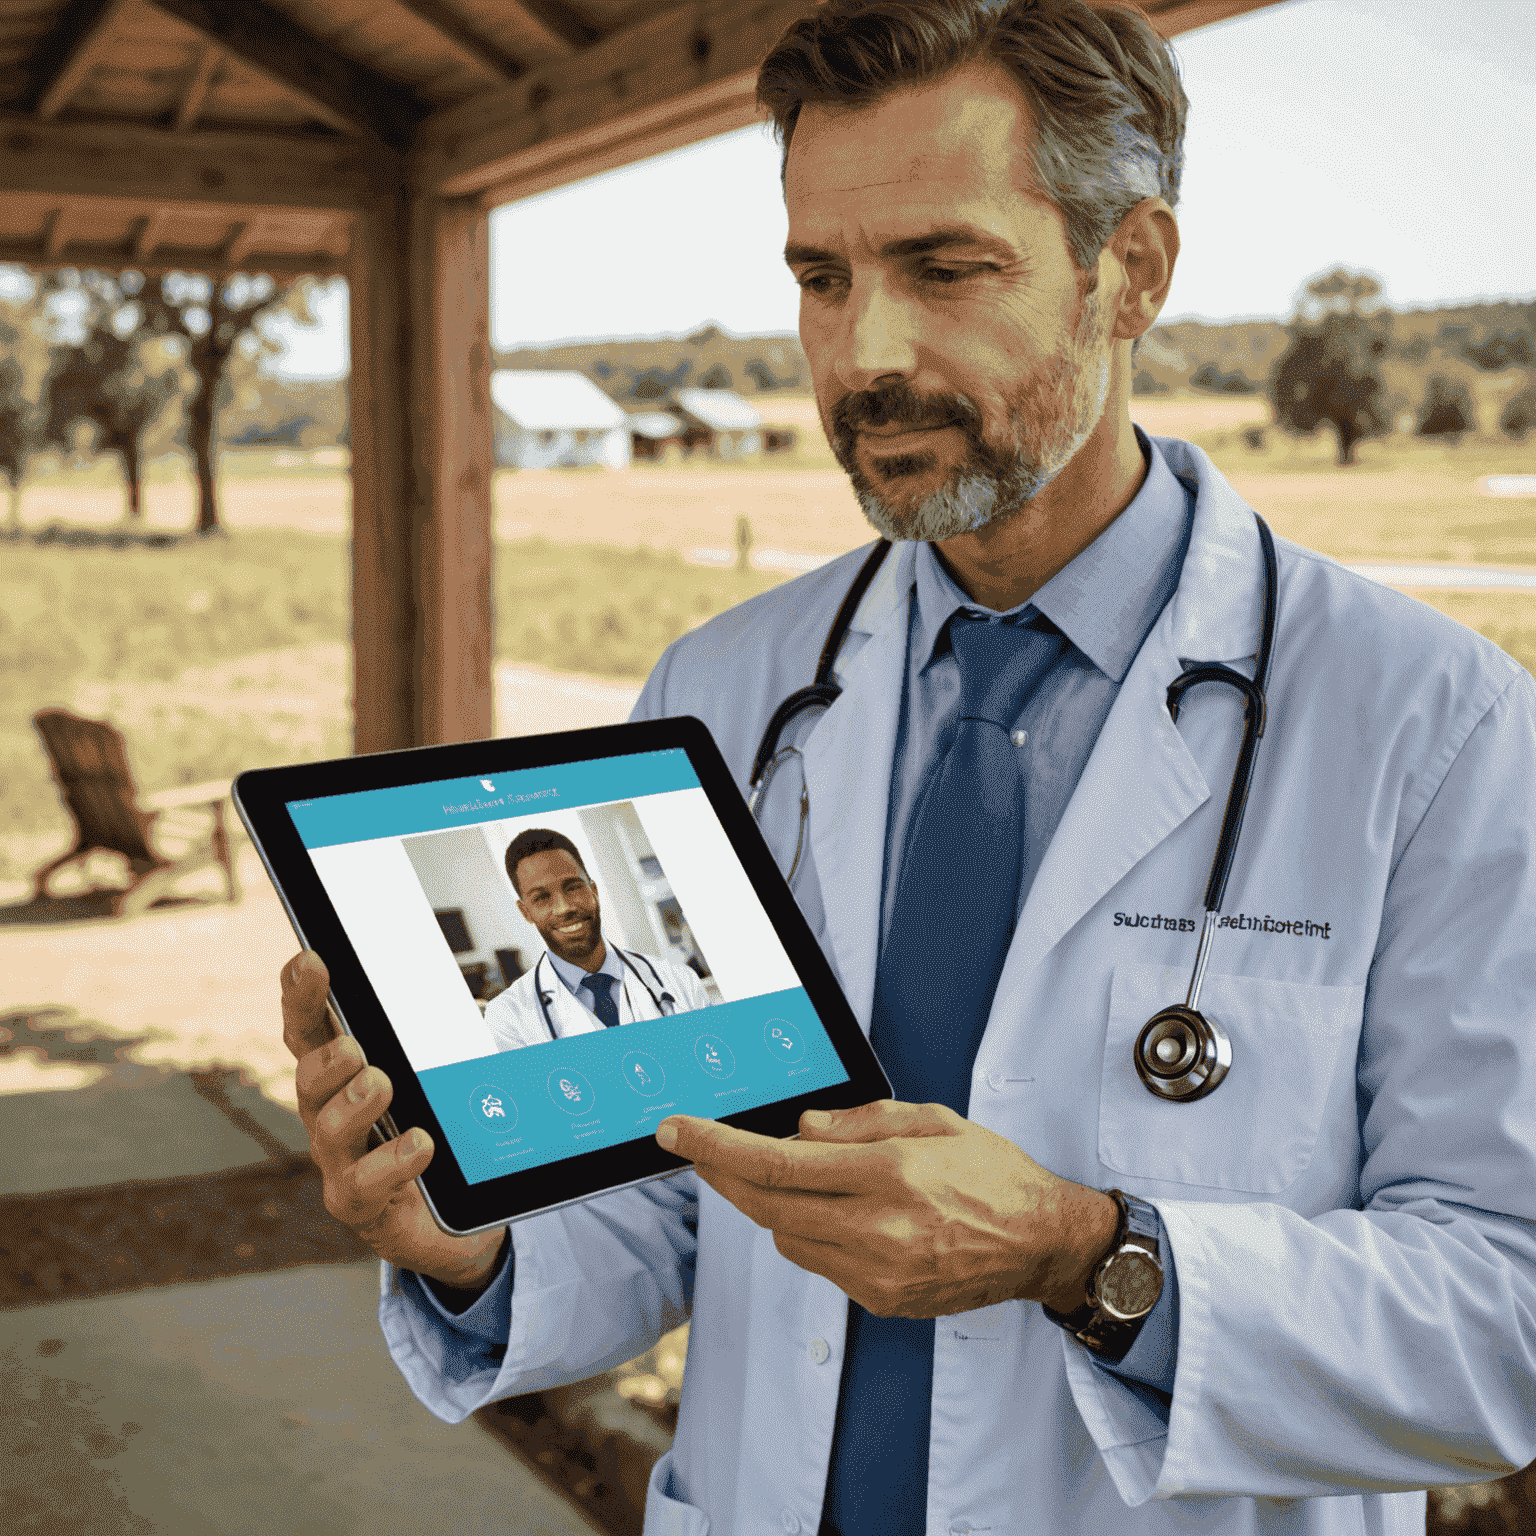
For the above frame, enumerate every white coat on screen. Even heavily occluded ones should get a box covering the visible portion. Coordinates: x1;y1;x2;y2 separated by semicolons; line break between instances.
482;948;713;1052
379;435;1536;1536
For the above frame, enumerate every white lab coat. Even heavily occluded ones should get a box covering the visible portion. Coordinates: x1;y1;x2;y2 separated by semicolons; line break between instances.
380;435;1536;1536
483;948;715;1051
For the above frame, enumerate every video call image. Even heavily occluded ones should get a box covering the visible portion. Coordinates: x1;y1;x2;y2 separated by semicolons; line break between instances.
401;799;722;1055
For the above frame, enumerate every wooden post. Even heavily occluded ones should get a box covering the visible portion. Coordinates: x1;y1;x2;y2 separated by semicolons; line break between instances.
348;190;415;755
412;194;495;748
347;189;493;754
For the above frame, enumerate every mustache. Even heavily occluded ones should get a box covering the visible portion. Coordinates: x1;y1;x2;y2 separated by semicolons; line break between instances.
830;386;983;439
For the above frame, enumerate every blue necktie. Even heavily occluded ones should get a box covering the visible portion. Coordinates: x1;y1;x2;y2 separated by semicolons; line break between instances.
581;972;620;1028
819;611;1068;1536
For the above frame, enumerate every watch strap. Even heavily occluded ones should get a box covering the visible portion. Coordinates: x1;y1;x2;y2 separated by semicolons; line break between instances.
1042;1190;1163;1363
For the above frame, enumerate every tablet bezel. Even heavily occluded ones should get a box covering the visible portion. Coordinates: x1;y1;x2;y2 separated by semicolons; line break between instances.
235;716;892;1236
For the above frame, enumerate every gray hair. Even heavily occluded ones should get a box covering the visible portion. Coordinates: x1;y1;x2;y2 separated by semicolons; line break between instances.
757;0;1188;271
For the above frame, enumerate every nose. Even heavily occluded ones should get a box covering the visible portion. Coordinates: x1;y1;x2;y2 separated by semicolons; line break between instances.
833;274;919;394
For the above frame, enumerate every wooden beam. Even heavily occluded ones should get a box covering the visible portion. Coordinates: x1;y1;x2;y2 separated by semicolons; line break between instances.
148;0;427;147
0;237;344;276
0;116;385;210
347;190;494;753
500;0;598;55
35;0;131;119
42;208;69;257
1136;0;1286;37
23;0;120;116
391;0;526;82
175;45;223;131
221;219;257;266
133;206;172;258
413;0;803;199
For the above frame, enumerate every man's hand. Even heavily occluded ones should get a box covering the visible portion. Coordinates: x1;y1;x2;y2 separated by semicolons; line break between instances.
282;950;506;1297
657;1100;1117;1319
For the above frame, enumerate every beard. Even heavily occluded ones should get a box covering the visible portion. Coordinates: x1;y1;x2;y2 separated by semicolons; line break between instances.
824;285;1113;543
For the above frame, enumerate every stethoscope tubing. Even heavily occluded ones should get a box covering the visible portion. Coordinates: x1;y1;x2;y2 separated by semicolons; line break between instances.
747;510;1280;1103
535;948;677;1041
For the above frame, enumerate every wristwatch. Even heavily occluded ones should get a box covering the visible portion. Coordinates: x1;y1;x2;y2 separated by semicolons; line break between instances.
1042;1189;1163;1362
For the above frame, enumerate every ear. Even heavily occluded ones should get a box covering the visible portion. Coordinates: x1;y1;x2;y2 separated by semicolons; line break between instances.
1103;196;1179;345
515;897;531;924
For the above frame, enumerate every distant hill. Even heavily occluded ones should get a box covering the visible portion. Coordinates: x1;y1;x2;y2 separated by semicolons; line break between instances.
494;324;809;402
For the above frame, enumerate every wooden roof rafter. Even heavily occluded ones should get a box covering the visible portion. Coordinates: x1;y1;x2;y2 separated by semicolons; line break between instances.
174;43;223;131
147;0;426;145
31;0;133;119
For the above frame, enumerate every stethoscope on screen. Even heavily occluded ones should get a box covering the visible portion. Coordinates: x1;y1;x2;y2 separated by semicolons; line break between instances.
534;948;677;1042
747;509;1279;1104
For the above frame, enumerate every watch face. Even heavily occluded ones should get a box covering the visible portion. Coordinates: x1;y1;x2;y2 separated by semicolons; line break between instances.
1096;1249;1162;1321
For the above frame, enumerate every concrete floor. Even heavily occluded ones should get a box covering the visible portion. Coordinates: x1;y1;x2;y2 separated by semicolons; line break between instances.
3;1265;598;1536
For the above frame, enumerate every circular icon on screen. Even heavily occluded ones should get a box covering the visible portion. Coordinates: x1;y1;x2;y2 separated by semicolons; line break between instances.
547;1068;597;1116
694;1035;735;1079
621;1051;667;1097
762;1019;805;1064
469;1083;518;1133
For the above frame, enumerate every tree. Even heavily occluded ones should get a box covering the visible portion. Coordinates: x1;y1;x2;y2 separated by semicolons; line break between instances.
1500;382;1536;442
1269;267;1393;465
1416;375;1475;441
135;272;308;534
44;267;313;534
0;280;52;527
43;324;179;520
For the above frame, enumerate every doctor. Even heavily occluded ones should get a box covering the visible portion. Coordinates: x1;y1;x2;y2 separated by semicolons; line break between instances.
279;1;1536;1532
483;827;712;1051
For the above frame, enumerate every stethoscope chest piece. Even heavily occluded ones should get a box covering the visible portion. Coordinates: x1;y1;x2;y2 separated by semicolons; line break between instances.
1135;1006;1231;1102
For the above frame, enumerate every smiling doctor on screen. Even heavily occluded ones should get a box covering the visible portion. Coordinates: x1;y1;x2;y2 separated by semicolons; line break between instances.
482;827;712;1051
280;2;1536;1533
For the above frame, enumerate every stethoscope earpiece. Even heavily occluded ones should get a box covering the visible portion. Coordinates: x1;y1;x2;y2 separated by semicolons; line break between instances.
1134;1005;1231;1102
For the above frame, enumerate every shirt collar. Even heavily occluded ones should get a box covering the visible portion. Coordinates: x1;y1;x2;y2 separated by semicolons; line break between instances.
912;427;1192;683
546;941;624;995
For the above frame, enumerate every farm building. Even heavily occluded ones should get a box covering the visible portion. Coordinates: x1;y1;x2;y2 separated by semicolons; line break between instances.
627;409;688;462
490;371;630;469
672;388;764;459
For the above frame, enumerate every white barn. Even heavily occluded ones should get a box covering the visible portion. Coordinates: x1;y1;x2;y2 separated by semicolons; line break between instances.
491;371;630;469
672;388;764;459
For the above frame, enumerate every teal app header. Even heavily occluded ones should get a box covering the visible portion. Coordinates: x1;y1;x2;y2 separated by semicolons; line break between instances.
287;749;700;848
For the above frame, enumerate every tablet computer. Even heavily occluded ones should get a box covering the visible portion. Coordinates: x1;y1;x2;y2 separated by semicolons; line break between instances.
234;717;891;1236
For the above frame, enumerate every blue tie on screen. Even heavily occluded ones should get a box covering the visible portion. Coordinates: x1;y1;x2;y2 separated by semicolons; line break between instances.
581;972;621;1028
819;611;1068;1536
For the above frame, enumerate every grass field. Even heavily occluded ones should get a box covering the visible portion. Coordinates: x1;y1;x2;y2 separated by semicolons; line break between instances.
3;401;1531;882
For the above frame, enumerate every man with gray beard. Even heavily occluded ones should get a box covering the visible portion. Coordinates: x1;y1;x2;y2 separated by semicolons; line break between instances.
282;2;1536;1532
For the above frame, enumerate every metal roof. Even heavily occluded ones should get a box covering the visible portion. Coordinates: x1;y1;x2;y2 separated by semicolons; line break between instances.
673;388;762;432
491;369;627;430
627;410;684;439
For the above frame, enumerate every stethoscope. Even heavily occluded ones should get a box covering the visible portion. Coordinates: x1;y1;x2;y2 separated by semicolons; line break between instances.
747;508;1279;1105
534;948;677;1042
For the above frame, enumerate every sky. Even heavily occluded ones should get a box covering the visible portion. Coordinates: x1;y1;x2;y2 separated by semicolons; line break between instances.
260;0;1535;376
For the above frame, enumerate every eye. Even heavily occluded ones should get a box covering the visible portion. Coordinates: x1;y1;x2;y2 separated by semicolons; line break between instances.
796;270;846;297
921;264;975;286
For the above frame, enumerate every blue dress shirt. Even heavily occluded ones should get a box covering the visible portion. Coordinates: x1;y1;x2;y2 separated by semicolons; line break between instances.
547;943;627;1016
413;427;1193;1393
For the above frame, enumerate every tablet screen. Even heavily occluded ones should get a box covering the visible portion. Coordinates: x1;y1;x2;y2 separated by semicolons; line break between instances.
286;747;851;1186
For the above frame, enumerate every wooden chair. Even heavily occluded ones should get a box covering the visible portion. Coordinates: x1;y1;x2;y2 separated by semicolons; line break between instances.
31;708;239;918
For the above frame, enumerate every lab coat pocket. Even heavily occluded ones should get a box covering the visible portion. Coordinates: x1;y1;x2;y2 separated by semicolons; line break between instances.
1098;963;1363;1194
644;1448;711;1536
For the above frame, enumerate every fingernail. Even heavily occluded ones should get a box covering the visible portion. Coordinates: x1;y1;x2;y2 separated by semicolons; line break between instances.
656;1121;678;1150
346;1070;373;1104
